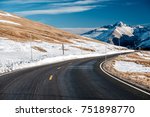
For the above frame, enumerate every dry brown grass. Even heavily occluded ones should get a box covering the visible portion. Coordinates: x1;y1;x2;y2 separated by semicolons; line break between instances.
71;45;95;52
0;11;100;44
113;46;127;50
32;46;47;52
126;53;140;59
103;52;150;91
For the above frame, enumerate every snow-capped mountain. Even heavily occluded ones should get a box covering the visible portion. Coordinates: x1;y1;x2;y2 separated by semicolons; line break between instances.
82;21;150;50
0;11;128;74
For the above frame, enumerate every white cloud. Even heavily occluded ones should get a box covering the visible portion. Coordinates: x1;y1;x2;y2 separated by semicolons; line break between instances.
53;0;99;6
1;0;70;4
15;6;97;16
53;0;109;6
5;0;109;16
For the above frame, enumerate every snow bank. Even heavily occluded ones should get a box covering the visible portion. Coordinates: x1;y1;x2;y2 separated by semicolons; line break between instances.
0;37;132;75
14;54;102;70
114;61;150;73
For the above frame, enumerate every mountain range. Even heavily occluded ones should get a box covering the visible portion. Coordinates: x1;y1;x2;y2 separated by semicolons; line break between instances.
82;21;150;50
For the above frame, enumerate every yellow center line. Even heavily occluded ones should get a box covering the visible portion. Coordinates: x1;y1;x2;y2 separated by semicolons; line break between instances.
49;75;53;80
57;67;61;70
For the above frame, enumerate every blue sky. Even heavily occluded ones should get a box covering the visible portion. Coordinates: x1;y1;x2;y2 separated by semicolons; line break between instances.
0;0;150;28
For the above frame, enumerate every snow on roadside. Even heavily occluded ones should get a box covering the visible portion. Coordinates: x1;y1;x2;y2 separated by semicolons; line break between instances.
14;54;104;70
114;61;150;73
0;37;133;75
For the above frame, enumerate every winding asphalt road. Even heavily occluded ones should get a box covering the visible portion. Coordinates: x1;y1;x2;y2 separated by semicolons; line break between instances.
0;55;150;100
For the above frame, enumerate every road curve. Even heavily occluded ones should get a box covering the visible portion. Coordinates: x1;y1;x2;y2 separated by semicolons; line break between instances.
0;55;150;100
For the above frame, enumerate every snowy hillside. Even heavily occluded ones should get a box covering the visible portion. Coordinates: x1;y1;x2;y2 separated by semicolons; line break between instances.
0;11;129;74
82;21;150;50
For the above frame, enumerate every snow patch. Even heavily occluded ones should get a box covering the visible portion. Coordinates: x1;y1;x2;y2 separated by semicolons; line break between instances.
114;61;150;73
0;12;19;18
0;20;21;26
113;26;134;38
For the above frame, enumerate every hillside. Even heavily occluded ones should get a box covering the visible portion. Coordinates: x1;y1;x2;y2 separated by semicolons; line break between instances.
0;11;129;74
0;11;88;43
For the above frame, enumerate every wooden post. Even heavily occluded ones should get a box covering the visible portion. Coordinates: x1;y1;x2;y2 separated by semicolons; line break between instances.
62;43;64;55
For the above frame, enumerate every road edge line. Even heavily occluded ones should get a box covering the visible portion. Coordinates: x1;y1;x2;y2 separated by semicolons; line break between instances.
100;61;150;96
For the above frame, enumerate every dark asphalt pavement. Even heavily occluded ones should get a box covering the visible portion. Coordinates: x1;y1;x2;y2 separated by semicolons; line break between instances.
0;55;149;100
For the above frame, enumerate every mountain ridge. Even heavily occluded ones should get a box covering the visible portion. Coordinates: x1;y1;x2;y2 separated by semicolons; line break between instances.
82;21;150;50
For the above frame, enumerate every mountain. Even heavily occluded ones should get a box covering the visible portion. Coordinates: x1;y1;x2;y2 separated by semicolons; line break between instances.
0;11;128;74
82;21;150;50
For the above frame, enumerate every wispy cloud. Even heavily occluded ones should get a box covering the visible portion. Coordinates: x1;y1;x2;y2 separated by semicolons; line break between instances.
0;0;70;4
15;6;97;16
2;0;110;16
53;0;102;6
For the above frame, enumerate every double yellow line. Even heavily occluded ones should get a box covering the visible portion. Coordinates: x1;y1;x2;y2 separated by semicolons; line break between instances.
49;75;53;80
49;66;62;81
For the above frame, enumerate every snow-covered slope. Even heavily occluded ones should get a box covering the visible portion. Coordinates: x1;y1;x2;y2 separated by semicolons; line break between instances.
82;21;150;50
0;11;129;74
